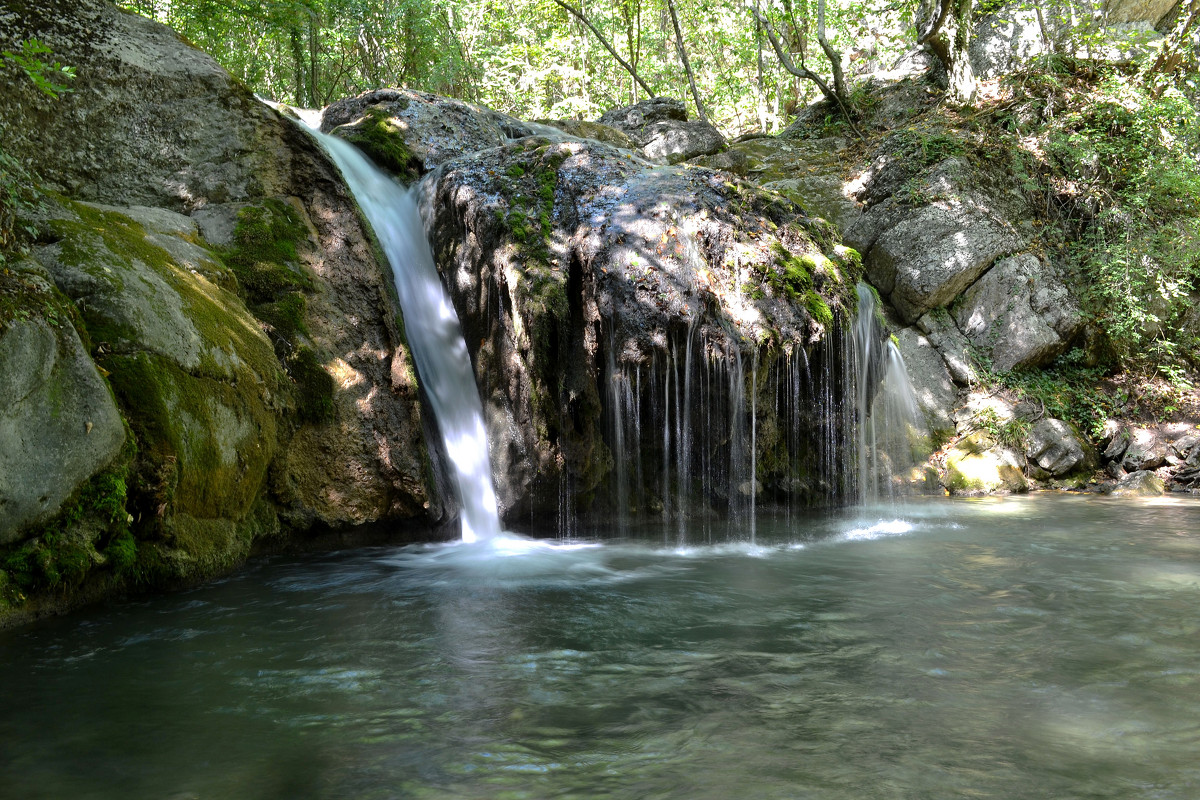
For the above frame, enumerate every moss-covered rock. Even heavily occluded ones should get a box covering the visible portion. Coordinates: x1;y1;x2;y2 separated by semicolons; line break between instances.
23;198;285;581
426;135;859;522
0;295;126;544
942;431;1029;494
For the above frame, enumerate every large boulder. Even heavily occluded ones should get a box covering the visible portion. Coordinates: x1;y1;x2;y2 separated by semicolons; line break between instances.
1106;470;1165;496
598;97;727;164
28;199;287;572
943;431;1028;494
0;309;125;544
953;253;1083;372
423;135;860;519
846;157;1026;323
321;88;531;176
1026;417;1092;477
1;0;295;209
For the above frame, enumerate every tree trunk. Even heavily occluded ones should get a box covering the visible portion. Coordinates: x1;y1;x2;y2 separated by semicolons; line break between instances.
289;25;306;107
665;0;710;123
1143;0;1200;96
919;0;977;104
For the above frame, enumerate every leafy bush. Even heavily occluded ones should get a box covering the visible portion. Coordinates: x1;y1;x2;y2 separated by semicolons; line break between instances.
1043;77;1200;371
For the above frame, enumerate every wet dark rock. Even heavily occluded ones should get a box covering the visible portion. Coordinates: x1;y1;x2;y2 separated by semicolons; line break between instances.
423;136;857;520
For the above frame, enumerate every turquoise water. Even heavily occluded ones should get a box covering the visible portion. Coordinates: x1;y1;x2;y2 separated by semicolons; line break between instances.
2;494;1199;799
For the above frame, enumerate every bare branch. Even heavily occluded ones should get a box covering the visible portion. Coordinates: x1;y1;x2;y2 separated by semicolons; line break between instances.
551;0;656;98
750;6;863;137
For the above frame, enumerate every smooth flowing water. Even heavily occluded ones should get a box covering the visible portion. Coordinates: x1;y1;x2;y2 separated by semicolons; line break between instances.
2;495;1199;799
316;132;501;543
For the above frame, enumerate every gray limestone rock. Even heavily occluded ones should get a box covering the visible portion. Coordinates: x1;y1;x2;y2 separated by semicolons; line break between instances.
1107;470;1166;496
1026;417;1091;476
892;327;957;436
850;157;1026;324
322;88;527;173
953;253;1083;372
0;319;126;543
598;97;688;130
598;97;726;164
916;310;977;385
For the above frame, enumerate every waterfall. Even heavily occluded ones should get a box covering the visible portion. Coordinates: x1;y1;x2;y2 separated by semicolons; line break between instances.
852;283;928;504
315;132;502;543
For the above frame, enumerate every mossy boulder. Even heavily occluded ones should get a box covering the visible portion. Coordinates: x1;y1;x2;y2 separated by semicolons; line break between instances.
426;135;859;521
0;307;125;544
943;431;1029;494
27;198;285;578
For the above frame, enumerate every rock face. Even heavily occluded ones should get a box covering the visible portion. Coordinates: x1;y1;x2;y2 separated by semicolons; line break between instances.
422;134;859;519
954;254;1083;372
846;157;1026;324
598;97;727;164
891;326;957;437
0;0;436;617
0;315;125;544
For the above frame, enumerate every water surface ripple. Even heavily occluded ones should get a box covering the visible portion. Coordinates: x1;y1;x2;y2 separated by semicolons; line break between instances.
2;495;1199;799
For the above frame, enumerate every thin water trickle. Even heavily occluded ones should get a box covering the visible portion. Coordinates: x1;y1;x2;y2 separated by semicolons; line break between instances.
315;132;502;543
853;282;929;504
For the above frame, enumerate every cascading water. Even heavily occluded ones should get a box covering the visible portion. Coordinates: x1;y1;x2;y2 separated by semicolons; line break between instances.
314;131;502;543
852;282;929;504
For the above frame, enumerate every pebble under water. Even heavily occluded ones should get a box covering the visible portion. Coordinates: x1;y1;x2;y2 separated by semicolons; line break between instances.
2;494;1199;799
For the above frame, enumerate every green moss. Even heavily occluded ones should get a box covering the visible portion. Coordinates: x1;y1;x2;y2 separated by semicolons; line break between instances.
105;351;276;523
224;199;312;304
0;445;134;604
339;107;421;183
257;292;308;341
804;291;834;326
491;144;566;265
288;345;335;424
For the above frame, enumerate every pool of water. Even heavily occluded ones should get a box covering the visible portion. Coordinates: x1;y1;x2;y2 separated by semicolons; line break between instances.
2;494;1199;799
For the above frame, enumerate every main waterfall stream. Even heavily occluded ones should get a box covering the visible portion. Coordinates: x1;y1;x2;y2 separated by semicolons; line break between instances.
316;132;501;543
2;496;1199;798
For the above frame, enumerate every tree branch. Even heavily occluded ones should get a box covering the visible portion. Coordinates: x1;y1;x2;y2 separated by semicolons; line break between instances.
750;6;862;137
551;0;656;98
917;0;952;45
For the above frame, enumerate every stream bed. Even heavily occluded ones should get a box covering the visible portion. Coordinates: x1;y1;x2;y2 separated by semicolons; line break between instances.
2;494;1199;799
